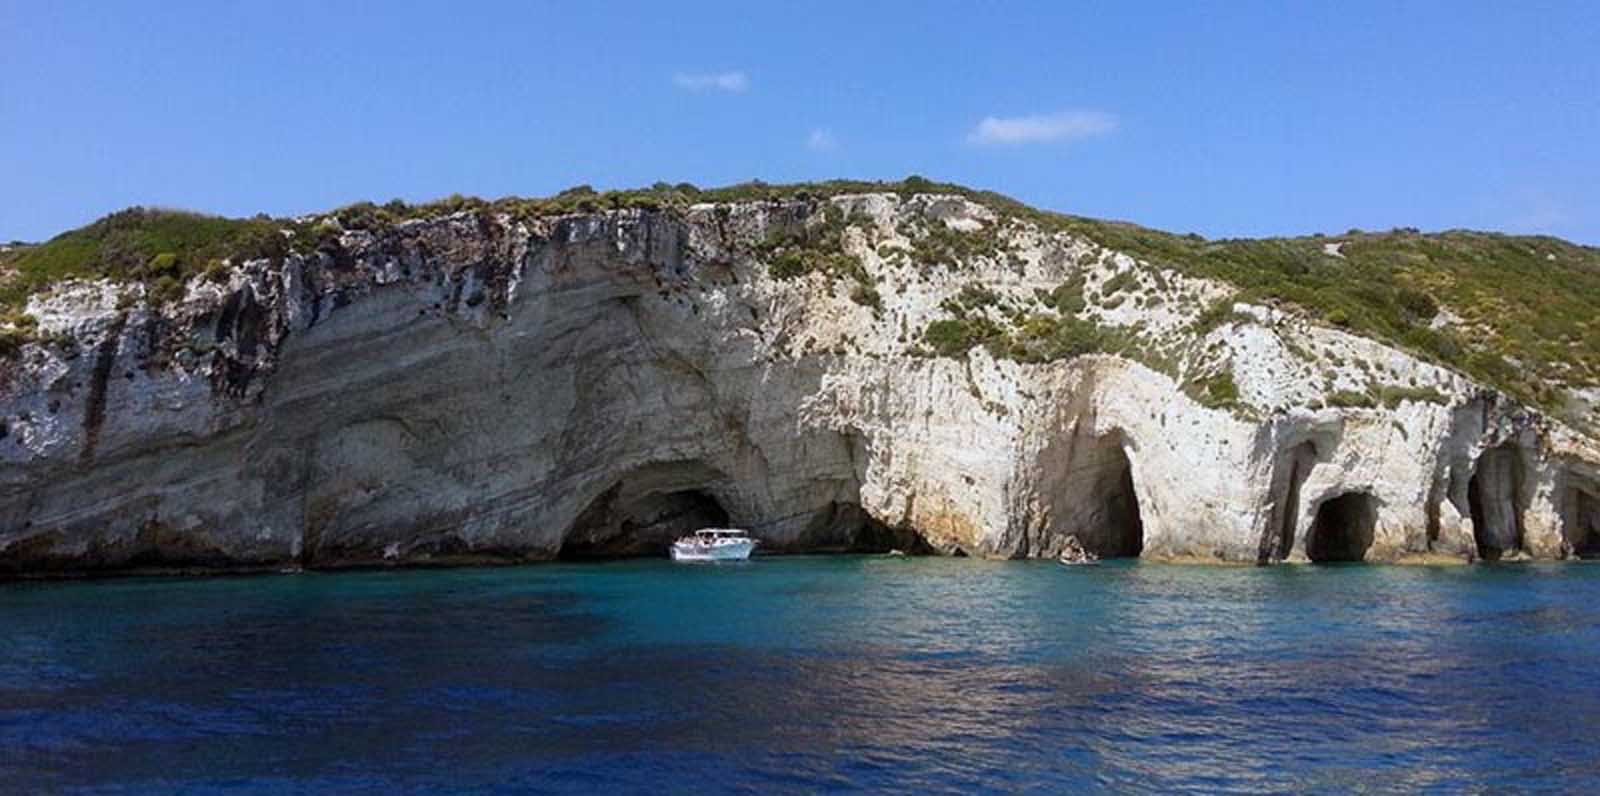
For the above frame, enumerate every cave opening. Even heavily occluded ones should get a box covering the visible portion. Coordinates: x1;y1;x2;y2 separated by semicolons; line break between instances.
1570;488;1600;559
560;473;732;559
846;509;937;555
1305;492;1377;563
1105;460;1146;557
797;499;936;555
1468;444;1526;561
1065;439;1144;558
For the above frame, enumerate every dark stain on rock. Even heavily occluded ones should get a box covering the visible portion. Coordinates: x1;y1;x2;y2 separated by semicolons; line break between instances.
448;274;466;310
135;313;169;372
237;290;263;358
299;517;322;567
79;313;127;466
214;286;244;343
217;282;270;361
213;357;258;399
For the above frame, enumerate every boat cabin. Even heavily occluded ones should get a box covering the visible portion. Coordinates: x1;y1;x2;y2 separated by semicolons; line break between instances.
689;528;750;541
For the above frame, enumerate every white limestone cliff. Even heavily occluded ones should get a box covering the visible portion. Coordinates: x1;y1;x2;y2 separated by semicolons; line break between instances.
1;193;1597;573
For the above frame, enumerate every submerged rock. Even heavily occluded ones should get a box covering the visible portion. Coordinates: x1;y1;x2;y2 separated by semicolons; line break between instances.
1;192;1598;574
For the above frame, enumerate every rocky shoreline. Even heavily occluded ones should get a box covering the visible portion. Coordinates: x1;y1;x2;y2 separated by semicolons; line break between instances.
3;192;1598;575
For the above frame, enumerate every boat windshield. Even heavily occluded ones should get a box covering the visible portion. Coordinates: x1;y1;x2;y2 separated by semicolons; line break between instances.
693;529;747;539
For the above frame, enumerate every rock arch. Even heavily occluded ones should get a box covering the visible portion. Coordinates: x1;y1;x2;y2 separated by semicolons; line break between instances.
560;461;733;558
1305;492;1378;562
1468;443;1528;560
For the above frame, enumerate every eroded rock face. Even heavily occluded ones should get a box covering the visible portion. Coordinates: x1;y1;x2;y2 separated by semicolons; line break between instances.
2;194;1599;573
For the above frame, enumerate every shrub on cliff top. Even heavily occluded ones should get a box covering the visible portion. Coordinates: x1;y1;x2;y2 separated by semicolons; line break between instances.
1190;298;1253;335
1039;277;1087;315
760;205;872;289
941;283;1002;317
0;208;285;309
922;317;1004;357
1006;314;1109;362
908;221;1004;268
1100;269;1139;295
1375;384;1450;408
850;282;883;311
1328;389;1377;409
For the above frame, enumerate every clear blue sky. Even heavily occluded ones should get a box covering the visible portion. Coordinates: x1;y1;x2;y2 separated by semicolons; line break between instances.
3;1;1597;243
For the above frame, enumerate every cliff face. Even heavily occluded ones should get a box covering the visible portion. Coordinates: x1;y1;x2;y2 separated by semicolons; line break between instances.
3;193;1599;573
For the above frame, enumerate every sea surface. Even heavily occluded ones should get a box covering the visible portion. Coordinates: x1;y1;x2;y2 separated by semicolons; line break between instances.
2;557;1598;795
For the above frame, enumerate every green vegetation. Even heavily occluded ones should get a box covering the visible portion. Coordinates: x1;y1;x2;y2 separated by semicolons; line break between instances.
1374;384;1450;408
918;277;1167;368
1037;276;1087;314
783;179;1599;408
1032;220;1600;408
1100;269;1139;296
759;205;872;293
849;282;882;311
1187;371;1241;410
0;310;37;356
1327;389;1378;409
2;310;38;332
940;283;1003;317
906;219;1005;268
919;308;1179;380
1190;298;1253;335
921;317;1005;357
0;208;287;309
1003;313;1111;362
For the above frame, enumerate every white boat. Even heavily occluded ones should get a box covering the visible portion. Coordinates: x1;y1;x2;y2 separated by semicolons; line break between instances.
670;528;758;562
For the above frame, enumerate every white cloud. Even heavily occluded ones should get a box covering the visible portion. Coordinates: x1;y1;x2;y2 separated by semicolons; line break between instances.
673;71;749;93
966;110;1118;146
806;128;837;152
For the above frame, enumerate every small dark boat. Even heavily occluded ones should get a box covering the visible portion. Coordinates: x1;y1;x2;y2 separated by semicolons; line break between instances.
1057;535;1100;566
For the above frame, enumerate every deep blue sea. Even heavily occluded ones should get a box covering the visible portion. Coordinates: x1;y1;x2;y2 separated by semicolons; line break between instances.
3;557;1599;795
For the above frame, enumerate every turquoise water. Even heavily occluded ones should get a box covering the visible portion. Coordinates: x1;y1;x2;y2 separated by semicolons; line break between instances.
3;557;1599;794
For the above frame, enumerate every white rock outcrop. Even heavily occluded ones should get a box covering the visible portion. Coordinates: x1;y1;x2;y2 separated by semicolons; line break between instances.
2;194;1598;573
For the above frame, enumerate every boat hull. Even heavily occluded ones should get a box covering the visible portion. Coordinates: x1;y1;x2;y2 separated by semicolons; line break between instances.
670;539;756;562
